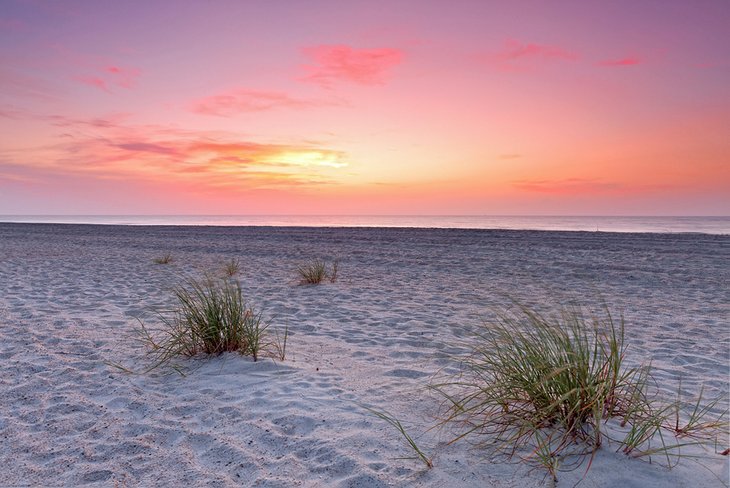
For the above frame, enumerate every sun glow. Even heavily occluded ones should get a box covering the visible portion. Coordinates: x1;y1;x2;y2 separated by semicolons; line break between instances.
271;151;348;169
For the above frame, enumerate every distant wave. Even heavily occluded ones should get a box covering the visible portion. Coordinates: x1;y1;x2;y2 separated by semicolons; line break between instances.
0;215;728;235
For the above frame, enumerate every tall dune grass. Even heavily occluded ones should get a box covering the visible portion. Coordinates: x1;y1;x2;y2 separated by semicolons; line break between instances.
432;303;727;480
153;252;173;264
223;257;241;277
297;258;339;284
138;276;284;370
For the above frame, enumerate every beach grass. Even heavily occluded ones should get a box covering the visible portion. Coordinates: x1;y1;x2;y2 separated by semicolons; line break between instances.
223;258;241;277
273;324;289;361
153;253;173;264
138;275;283;369
432;303;728;478
364;406;433;468
297;258;339;284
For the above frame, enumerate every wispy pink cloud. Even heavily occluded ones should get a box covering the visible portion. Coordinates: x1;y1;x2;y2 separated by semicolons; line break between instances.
74;75;110;92
115;142;182;155
191;89;340;116
0;105;27;119
598;56;642;67
486;40;578;72
513;178;621;194
0;164;40;185
73;65;140;92
300;44;403;86
103;65;140;88
0;68;60;101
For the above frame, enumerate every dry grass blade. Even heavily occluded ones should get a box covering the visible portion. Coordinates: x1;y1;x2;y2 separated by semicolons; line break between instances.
273;324;289;361
363;406;433;468
673;385;728;439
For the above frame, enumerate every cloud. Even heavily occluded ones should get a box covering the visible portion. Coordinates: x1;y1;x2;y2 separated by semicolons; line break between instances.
187;141;348;170
2;117;349;192
48;45;140;91
513;178;621;194
0;161;39;184
115;142;181;155
0;105;27;119
300;44;403;86
74;75;110;92
598;57;642;67
499;153;522;160
47;113;133;129
103;66;140;88
0;68;60;101
486;40;578;72
73;65;140;92
191;89;339;116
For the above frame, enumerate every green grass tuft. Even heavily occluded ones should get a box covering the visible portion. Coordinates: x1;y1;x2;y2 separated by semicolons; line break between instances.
432;302;727;478
223;257;241;277
137;276;285;370
297;258;339;284
153;253;173;264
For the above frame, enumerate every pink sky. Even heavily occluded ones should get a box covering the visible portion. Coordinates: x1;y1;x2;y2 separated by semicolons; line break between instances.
1;0;728;215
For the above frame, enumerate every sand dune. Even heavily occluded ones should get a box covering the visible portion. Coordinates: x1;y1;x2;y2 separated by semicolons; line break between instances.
0;224;727;487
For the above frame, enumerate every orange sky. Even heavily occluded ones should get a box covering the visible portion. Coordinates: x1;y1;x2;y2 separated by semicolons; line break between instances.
1;1;728;215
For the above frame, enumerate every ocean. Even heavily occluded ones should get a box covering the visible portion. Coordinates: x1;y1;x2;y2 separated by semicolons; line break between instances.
0;215;727;234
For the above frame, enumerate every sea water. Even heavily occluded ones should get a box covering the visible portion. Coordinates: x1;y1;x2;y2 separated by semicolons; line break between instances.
0;215;728;234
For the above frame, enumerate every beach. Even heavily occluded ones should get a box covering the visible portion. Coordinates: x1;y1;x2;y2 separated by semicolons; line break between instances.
0;223;727;487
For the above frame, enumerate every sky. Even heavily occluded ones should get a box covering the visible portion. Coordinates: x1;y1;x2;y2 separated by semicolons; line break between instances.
1;0;728;216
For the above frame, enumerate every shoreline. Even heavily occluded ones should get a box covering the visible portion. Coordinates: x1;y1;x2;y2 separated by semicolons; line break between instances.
1;215;728;235
1;220;728;237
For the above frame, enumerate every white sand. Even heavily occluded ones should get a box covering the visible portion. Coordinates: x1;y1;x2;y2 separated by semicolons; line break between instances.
0;224;727;487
